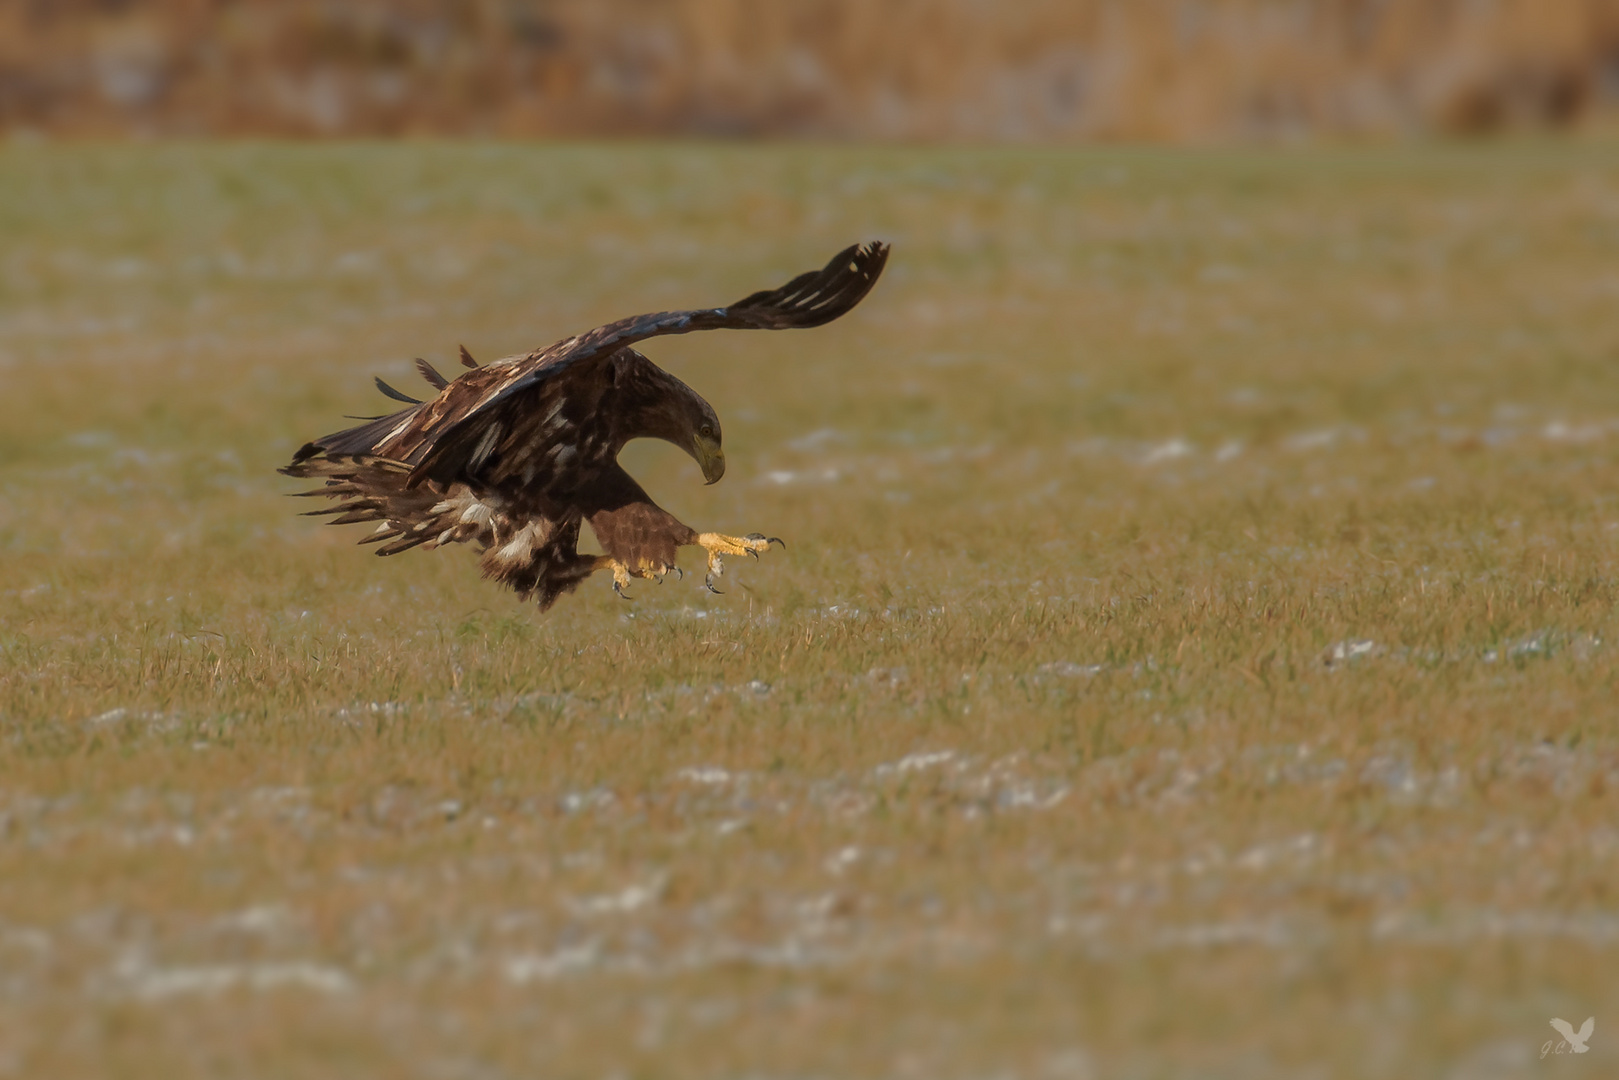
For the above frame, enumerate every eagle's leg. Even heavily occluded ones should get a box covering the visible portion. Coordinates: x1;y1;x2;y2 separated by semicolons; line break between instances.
694;532;785;593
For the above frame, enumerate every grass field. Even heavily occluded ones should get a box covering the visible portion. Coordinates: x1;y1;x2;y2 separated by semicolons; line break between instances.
2;139;1619;1078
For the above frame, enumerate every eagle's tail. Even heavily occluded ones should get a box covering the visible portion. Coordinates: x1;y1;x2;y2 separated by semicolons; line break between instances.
281;451;604;608
279;453;481;557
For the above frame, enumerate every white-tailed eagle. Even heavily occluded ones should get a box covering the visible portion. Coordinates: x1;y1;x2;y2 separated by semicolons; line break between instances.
280;241;889;610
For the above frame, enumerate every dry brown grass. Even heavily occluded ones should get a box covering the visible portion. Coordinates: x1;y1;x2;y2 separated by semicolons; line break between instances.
5;1;1619;140
2;139;1619;1077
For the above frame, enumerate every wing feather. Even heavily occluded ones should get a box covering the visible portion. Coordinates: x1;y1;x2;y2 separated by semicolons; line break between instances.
374;377;424;405
415;357;451;390
292;406;421;463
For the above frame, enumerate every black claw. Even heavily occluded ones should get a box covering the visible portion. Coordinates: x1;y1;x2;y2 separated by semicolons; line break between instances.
613;581;633;601
674;566;685;581
704;574;724;595
744;531;785;554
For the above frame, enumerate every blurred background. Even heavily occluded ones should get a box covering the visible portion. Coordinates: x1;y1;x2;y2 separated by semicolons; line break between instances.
4;0;1618;143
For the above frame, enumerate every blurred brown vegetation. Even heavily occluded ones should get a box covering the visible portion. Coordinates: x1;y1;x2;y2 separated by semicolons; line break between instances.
3;0;1619;141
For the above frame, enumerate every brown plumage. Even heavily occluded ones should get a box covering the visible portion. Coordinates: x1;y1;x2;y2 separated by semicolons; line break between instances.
280;241;890;610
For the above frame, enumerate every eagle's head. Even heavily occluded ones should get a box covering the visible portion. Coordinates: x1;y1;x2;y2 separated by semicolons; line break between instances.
610;349;725;484
689;409;725;484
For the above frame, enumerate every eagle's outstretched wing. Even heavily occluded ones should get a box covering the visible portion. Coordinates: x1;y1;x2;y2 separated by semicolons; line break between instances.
392;240;888;487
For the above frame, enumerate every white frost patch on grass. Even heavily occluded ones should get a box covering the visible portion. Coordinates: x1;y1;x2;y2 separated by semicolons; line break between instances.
1323;639;1377;666
83;707;178;732
112;957;352;1000
874;750;955;777
993;783;1070;811
504;943;601;983
1140;438;1193;465
677;766;733;785
785;428;849;452
1037;661;1104;679
761;467;840;486
1235;834;1320;872
1541;420;1609;443
211;905;292;935
824;846;861;875
1152;920;1292;949
559;787;615;814
1284;427;1363;452
567;876;665;916
0;924;51;956
1372;909;1619;945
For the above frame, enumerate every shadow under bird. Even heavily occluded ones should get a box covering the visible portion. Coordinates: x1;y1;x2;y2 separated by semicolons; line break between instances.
280;241;890;610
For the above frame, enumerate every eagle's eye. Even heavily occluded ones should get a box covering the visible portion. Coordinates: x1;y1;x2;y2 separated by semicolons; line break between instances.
700;424;713;438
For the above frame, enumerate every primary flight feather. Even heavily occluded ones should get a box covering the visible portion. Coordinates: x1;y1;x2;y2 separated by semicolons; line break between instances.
280;241;890;610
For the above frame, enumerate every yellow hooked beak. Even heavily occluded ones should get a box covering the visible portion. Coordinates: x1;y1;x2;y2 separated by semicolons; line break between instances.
693;433;726;484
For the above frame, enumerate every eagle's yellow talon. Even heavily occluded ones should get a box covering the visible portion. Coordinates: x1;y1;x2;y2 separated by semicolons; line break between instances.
696;531;778;559
591;556;636;599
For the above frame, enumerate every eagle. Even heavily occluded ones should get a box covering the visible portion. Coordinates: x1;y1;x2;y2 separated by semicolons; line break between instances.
280;241;889;610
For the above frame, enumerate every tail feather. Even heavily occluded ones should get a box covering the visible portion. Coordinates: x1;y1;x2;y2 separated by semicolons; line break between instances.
376;532;438;557
279;453;442;550
282;429;596;609
324;509;391;526
288;483;363;498
280;450;510;563
299;503;382;518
